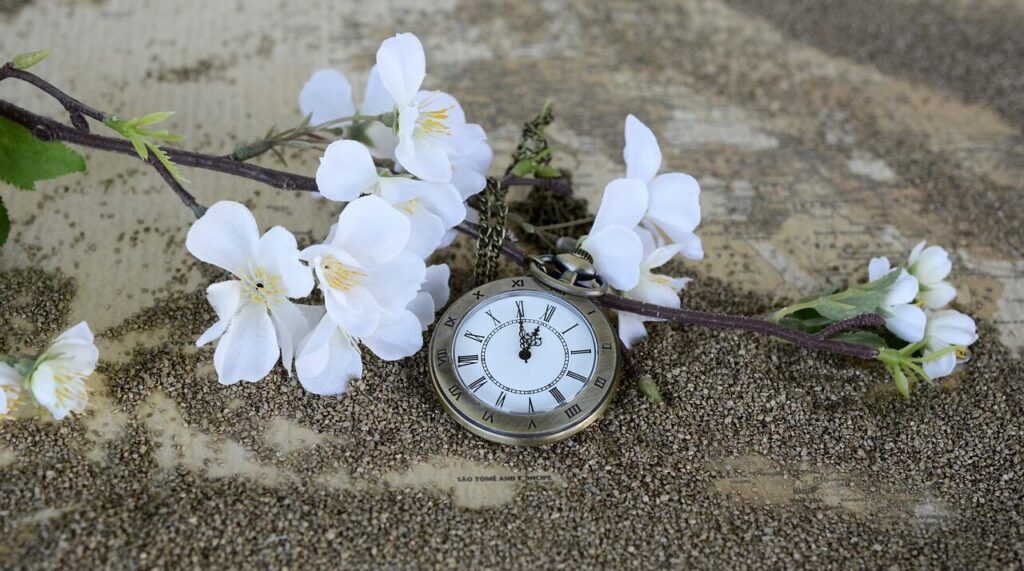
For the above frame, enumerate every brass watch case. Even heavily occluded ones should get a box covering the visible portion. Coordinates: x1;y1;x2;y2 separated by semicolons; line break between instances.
428;276;620;446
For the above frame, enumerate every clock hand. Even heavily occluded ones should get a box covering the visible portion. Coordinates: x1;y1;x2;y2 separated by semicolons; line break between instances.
518;316;532;362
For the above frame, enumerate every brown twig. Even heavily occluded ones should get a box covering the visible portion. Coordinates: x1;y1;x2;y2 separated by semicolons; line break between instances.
814;313;887;340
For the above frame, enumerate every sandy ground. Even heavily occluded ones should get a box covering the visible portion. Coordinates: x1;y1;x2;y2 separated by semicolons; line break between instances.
1;0;1022;568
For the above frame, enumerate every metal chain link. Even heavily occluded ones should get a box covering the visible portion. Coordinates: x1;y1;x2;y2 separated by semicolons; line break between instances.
474;176;508;286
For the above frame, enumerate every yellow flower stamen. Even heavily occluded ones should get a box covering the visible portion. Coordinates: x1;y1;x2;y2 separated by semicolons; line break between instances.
397;198;421;216
240;267;285;307
418;104;454;136
321;256;366;292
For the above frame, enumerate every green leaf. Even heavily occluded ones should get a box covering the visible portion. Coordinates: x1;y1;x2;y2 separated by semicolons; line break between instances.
11;49;50;70
833;331;887;348
149;142;188;183
0;194;10;248
813;299;862;321
510;159;535;177
535;164;561;178
104;114;187;182
135;111;174;127
0;116;86;191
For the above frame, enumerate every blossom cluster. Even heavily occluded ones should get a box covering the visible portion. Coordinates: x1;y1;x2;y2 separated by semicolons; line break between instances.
580;115;704;348
187;33;489;393
869;242;977;389
0;322;98;419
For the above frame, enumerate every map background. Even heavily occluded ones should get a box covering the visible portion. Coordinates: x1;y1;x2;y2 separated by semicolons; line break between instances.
1;0;1021;567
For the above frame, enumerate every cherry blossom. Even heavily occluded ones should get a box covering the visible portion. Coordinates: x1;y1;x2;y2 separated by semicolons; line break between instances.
580;178;646;291
616;244;692;348
868;257;926;343
315;140;466;257
25;322;98;420
375;32;486;182
907;241;956;309
0;362;23;418
295;196;429;394
921;309;978;380
622;114;703;260
187;201;314;384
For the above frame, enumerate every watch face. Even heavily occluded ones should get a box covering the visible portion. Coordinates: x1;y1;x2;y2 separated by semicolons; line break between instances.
429;276;620;445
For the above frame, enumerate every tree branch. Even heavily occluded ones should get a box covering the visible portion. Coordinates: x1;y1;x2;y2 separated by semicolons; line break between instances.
0;68;882;361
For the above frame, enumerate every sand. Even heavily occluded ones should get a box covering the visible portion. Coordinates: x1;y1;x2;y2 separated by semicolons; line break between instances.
2;0;1024;568
1;255;1022;568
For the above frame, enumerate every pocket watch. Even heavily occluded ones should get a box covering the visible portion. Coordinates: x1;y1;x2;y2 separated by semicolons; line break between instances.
428;250;621;446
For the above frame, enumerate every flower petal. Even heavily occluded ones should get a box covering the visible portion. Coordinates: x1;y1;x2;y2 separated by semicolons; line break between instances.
422;264;451;309
627;275;683;308
645;172;701;239
592;178;649;233
30;361;88;420
298;69;355;125
886;271;920;307
910;244;952;285
395;127;453;182
926;309;978;347
416;182;466;228
196;280;242;346
332;196;411;266
186;201;260;275
252;226;314;299
213;304;279;384
644;244;685;270
270;300;312;376
296;313;362;396
316;140;380;202
624;114;662;184
451;141;492;199
582;225;644;291
0;362;21;386
376;32;425;106
445;123;487;158
922;348;957;380
359;65;395;116
362;310;424;361
402;207;446;258
883;304;926;343
616;311;650;349
868;257;892;282
920;281;957;309
365;251;427;314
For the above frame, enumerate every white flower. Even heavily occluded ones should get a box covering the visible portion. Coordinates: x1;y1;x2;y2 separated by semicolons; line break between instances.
294;197;430;395
407;264;452;330
622;114;703;259
581;178;646;290
187;202;314;385
0;362;24;418
921;310;978;380
616;244;692;348
375;33;486;182
316;139;466;258
27;322;98;420
299;69;355;125
868;257;926;343
907;241;956;309
301;195;426;337
299;66;398;161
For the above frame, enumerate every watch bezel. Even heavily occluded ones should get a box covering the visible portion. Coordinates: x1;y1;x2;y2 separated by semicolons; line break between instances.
428;276;620;446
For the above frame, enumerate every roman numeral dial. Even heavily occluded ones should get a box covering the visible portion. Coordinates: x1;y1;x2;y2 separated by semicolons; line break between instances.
449;290;601;416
